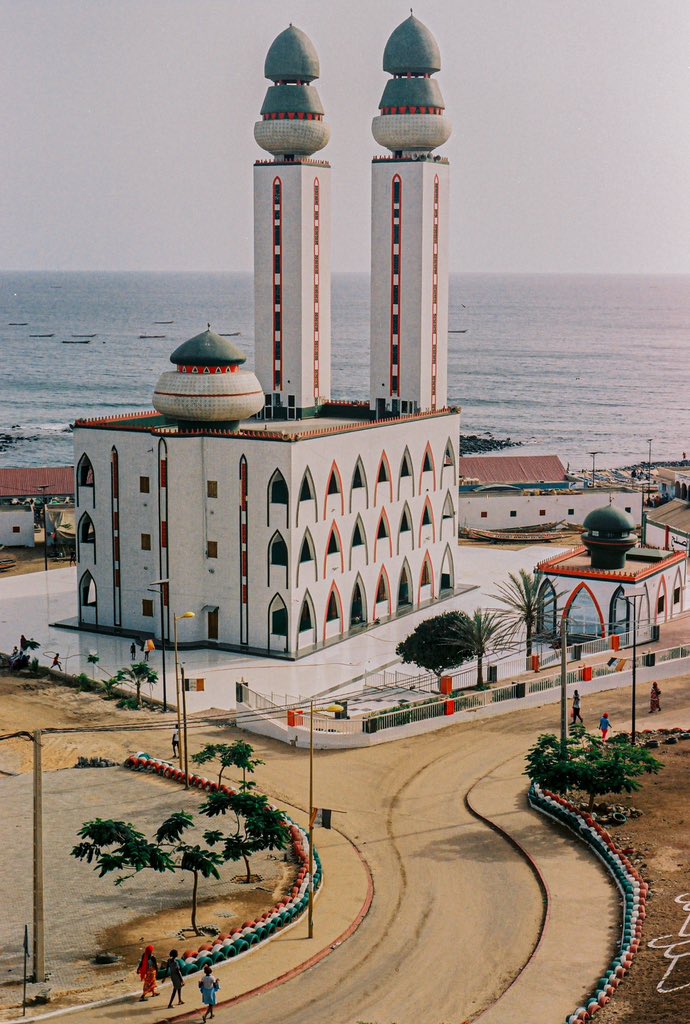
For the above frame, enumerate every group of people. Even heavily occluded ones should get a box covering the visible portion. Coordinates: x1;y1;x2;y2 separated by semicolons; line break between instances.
138;946;219;1019
7;634;33;671
571;681;662;741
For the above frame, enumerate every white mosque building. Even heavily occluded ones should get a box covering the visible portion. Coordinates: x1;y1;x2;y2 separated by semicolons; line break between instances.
73;16;462;658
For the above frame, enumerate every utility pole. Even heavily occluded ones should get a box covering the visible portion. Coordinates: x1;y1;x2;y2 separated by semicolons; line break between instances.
560;619;568;753
587;451;602;491
33;730;45;983
308;699;314;940
647;438;653;507
37;485;49;573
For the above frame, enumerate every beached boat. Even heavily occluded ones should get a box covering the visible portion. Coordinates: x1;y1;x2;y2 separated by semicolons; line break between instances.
8;322;28;326
220;331;240;337
139;334;166;339
62;339;91;344
30;333;54;338
460;522;570;543
72;334;97;338
154;320;174;325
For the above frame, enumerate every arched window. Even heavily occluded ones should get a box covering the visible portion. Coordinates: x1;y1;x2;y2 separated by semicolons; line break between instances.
441;438;456;486
398;447;415;499
565;584;604;638
299;595;314;632
397;561;413;608
350;576;367;628
419;443;436;490
609;586;629;636
675;481;682;498
375;452;392;504
326;590;341;621
77;454;95;508
673;569;683;611
324;522;344;575
268;470;289;527
268;594;288;651
375;510;392;559
418;553;434;602
419;498;435;545
375;568;391;616
398;503;414;553
439;545;454;594
268;531;288;587
297;529;317;586
324;461;344;517
79;570;97;625
297;468;317;526
537;580;557;637
77;512;96;564
324;584;343;641
349;457;369;511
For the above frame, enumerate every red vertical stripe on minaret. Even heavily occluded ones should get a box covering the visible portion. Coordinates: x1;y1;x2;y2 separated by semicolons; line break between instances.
389;175;402;398
313;177;320;399
272;177;283;392
431;175;440;411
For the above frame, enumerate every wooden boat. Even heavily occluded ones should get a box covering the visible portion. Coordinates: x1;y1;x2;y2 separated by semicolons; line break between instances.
460;523;569;543
448;329;468;334
30;333;54;338
154;320;174;324
220;331;240;337
72;334;97;338
8;322;28;326
62;339;91;344
139;334;166;339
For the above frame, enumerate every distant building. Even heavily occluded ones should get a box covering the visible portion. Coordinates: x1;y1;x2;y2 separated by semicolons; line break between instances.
643;469;690;553
72;17;461;657
536;505;686;641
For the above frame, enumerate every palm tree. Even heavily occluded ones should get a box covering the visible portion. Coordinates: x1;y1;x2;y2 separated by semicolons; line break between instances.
446;608;506;689
113;662;158;707
492;570;545;665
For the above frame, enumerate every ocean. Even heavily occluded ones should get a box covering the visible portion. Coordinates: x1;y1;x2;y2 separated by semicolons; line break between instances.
0;271;688;471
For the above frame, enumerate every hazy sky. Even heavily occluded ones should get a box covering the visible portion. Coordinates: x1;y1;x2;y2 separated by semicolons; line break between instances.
2;0;689;273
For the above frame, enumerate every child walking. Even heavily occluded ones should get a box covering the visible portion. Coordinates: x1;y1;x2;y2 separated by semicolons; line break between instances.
199;964;219;1021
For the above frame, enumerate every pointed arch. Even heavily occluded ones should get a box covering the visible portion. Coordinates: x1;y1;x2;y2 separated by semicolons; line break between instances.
441;437;456;486
609;585;629;636
77;511;96;562
672;567;684;612
419;442;437;491
267;469;289;527
397;501;414;554
79;570;97;626
349;456;369;512
374;566;391;617
374;508;393;560
297;527;317;586
323;521;344;576
418;551;435;604
398;446;415;500
268;593;288;652
297;590;317;650
418;496;436;545
397;559;413;609
349;574;367;628
439;544;454;594
324;460;344;518
324;582;344;641
374;451;393;505
349;514;369;569
267;530;288;587
563;582;605;638
297;466;317;526
76;453;95;508
537;579;558;636
655;576;668;622
441;490;455;539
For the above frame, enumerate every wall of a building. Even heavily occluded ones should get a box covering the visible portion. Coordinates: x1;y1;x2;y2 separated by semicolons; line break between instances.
0;508;34;547
459;489;643;531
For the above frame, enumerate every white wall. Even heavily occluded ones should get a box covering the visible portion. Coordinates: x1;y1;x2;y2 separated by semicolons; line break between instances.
459;489;643;531
0;508;34;547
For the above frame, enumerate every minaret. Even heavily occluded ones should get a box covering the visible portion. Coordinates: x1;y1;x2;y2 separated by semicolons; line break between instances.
369;15;452;417
254;25;332;420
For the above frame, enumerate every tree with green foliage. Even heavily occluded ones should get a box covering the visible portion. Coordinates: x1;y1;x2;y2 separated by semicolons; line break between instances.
492;569;547;661
525;729;663;812
201;790;290;883
444;608;507;689
112;662;158;707
72;812;224;934
395;611;473;678
191;740;264;790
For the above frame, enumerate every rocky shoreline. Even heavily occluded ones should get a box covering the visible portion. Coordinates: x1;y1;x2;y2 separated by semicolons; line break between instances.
460;433;522;455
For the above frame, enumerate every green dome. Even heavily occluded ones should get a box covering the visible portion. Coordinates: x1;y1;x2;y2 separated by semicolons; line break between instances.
383;15;441;75
379;76;444;111
170;328;246;367
260;84;324;116
264;25;320;83
583;505;635;537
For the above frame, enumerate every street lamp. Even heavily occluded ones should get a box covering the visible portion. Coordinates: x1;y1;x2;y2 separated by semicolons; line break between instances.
587;451;602;491
36;484;49;573
148;579;169;712
173;611;195;788
625;589;646;746
647;438;653;507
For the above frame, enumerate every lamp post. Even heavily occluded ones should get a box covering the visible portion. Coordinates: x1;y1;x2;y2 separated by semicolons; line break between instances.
587;451;602;491
36;485;49;573
148;579;169;712
647;438;653;507
173;611;195;788
626;590;645;746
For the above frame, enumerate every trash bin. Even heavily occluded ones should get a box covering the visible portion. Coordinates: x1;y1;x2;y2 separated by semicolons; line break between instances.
515;682;526;699
644;653;656;667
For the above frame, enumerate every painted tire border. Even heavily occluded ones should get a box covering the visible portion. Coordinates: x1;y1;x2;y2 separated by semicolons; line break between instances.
529;782;647;1022
124;753;322;977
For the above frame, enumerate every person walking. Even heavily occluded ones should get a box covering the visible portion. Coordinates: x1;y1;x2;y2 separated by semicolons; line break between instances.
130;641;137;661
572;689;583;725
137;945;159;1001
51;653;63;671
199;964;219;1021
171;727;180;759
166;949;184;1008
599;712;612;742
649;682;662;714
20;634;29;652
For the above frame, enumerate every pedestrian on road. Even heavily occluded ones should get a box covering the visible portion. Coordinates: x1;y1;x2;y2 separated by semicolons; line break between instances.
599;712;612;742
137;945;159;1001
51;653;62;671
172;727;180;758
130;642;137;661
649;682;661;714
166;949;184;1008
69;549;76;567
199;964;219;1021
572;689;583;724
144;645;150;662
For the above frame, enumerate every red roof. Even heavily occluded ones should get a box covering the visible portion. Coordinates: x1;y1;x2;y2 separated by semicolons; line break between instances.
458;454;567;486
0;467;74;498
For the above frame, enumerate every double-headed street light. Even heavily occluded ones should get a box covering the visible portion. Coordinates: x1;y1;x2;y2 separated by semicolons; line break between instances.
174;611;195;788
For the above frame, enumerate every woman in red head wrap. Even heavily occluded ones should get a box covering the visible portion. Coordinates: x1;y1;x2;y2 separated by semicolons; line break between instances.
137;945;159;1000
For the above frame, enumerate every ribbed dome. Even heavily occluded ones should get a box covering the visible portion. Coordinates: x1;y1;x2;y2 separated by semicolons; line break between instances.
383;15;441;75
264;25;320;83
170;328;246;368
260;84;325;117
583;505;635;537
379;76;445;111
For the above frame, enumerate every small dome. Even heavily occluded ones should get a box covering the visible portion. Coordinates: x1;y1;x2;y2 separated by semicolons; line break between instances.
265;25;320;83
383;15;441;75
583;505;635;537
260;84;325;117
170;328;246;368
379;76;444;111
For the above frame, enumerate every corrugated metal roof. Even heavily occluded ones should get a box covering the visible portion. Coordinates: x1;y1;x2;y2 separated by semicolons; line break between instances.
0;467;74;498
458;454;567;485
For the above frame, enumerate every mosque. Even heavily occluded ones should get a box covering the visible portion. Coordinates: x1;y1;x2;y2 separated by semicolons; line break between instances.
72;16;462;658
